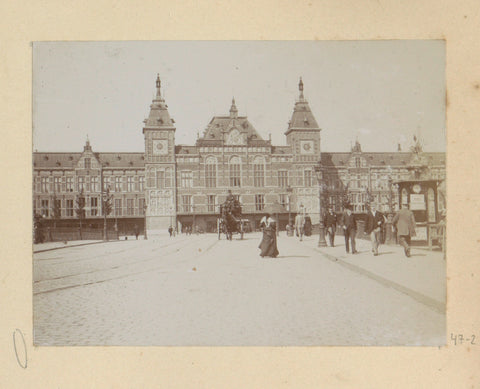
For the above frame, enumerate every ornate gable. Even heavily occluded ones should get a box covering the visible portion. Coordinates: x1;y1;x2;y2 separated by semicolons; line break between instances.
196;98;268;146
76;139;101;170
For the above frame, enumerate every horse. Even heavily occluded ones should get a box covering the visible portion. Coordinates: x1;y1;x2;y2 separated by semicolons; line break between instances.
218;201;243;240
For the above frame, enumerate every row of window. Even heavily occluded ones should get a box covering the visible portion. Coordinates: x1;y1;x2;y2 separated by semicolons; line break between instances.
35;198;146;218
175;168;313;189
197;147;270;153
179;194;291;213
36;176;145;194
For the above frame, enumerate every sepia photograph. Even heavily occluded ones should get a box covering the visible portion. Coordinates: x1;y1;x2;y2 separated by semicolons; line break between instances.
32;41;446;346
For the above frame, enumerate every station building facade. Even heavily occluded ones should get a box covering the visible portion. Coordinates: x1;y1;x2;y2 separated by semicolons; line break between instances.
33;76;446;235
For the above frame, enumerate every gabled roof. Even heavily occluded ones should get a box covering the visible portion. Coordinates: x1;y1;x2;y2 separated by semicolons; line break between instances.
196;99;269;146
285;78;321;135
143;75;175;130
175;145;199;155
321;152;445;168
271;146;292;155
33;152;145;169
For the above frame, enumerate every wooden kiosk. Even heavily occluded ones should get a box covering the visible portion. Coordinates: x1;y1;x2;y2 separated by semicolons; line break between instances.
395;179;445;250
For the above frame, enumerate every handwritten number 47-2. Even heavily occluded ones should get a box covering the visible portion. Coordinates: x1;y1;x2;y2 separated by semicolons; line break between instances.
450;333;476;345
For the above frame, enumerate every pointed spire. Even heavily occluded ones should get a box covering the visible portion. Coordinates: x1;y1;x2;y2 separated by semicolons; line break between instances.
352;138;362;152
230;97;238;118
143;74;175;130
285;77;320;136
84;136;92;152
299;77;305;101
155;74;162;98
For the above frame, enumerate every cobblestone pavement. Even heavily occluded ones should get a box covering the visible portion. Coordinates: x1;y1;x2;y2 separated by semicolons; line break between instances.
33;233;445;346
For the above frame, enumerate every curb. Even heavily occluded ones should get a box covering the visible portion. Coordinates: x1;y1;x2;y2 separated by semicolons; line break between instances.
33;240;120;254
313;246;445;314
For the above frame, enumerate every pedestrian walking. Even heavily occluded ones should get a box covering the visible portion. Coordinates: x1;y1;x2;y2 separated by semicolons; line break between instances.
365;203;384;256
134;224;139;240
341;207;357;254
168;226;173;237
392;203;416;257
323;206;337;247
258;213;279;258
294;212;306;242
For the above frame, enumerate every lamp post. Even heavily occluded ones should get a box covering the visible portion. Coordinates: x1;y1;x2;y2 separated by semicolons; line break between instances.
143;203;148;240
286;185;293;226
314;162;327;247
100;166;108;241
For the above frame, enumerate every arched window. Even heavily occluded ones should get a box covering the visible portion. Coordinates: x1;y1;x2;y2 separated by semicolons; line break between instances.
229;156;241;187
156;170;165;189
146;167;155;188
165;167;173;188
205;156;217;188
253;156;265;187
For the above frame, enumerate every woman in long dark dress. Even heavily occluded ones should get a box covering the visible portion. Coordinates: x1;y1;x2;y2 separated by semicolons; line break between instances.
258;213;279;258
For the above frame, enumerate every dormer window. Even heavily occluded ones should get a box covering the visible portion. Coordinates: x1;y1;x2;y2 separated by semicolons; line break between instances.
84;158;91;169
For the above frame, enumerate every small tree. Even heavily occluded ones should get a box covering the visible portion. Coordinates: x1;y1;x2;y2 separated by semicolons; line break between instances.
103;187;113;217
364;187;372;211
75;189;86;239
342;183;351;210
102;187;113;240
52;194;62;231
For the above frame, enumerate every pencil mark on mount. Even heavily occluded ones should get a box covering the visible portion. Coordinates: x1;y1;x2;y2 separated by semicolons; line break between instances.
12;329;27;369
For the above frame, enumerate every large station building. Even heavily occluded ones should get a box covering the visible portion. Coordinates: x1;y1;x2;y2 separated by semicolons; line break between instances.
33;76;446;235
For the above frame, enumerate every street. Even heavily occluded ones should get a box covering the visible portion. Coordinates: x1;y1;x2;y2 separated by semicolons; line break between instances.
33;232;445;346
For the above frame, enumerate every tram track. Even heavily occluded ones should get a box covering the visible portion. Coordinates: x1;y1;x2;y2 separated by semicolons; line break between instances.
34;235;220;295
33;236;192;282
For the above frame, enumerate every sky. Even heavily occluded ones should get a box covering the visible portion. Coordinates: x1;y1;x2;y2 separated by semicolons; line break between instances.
33;41;445;153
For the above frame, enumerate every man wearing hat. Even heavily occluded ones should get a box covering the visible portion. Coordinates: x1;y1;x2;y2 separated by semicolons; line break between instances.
324;206;337;247
341;206;357;254
365;203;385;256
393;203;416;257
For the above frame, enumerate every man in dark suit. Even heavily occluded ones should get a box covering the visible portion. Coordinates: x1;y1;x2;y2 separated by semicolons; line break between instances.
341;207;357;254
365;203;385;256
393;203;416;257
323;206;337;247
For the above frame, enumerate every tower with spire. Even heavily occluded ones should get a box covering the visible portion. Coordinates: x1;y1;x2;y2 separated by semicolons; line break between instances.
229;97;238;119
283;78;323;223
142;74;177;233
285;77;322;158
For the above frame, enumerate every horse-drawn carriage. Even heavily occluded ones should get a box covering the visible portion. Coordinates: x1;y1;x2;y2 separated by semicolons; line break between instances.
217;197;245;240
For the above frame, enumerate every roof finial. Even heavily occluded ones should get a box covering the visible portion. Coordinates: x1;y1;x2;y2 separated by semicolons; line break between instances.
230;97;238;118
84;135;92;152
299;77;304;101
156;74;161;97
